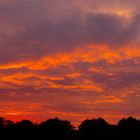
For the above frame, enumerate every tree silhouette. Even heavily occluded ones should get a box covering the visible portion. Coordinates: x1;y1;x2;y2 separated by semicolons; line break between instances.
15;120;34;129
78;118;110;140
0;117;6;128
12;120;35;140
117;117;140;139
0;116;139;140
37;117;74;140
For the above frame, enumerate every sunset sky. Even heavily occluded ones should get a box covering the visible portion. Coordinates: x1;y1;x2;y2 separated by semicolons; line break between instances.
0;0;140;125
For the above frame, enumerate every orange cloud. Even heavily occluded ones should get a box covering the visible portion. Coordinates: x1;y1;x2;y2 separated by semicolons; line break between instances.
1;43;140;71
95;96;125;103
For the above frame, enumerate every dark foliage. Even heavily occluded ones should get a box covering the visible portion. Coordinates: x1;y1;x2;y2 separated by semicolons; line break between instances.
0;116;140;140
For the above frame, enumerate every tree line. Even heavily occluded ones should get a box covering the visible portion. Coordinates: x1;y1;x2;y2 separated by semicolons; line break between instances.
0;117;140;140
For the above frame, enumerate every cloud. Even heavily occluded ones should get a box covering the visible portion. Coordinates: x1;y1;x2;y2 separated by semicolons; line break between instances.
0;0;140;65
0;0;140;125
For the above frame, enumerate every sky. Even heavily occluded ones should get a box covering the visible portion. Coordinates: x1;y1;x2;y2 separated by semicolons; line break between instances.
0;0;140;126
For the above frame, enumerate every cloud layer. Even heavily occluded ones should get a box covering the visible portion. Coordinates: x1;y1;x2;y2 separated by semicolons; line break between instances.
0;0;140;125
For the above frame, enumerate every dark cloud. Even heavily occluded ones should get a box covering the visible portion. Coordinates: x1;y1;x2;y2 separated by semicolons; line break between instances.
90;70;140;89
86;13;140;46
18;12;140;48
0;0;140;64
